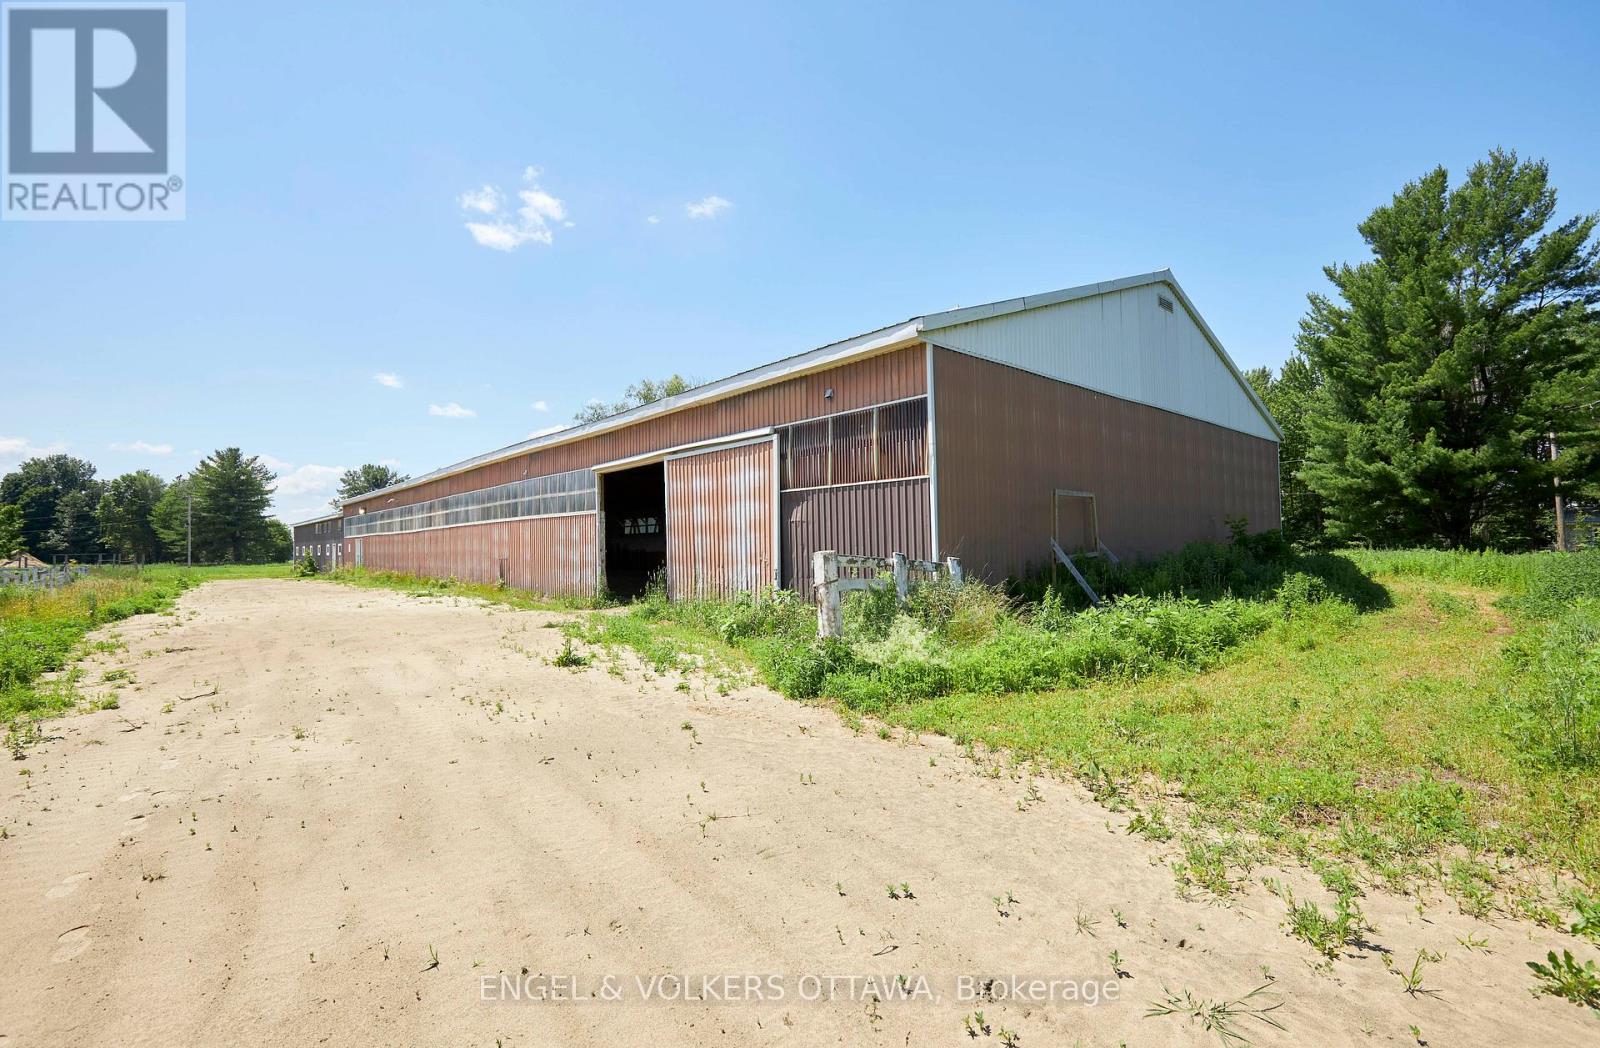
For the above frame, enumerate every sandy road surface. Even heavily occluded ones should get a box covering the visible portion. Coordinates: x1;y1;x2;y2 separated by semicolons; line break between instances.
0;579;1593;1047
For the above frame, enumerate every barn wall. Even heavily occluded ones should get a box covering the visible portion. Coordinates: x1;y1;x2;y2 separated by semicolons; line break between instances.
345;513;597;596
337;345;925;596
933;348;1279;581
781;478;932;591
292;517;343;573
344;346;925;514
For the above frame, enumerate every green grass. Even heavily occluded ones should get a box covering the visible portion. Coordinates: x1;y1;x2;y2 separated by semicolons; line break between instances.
1342;547;1554;592
887;578;1599;888
570;542;1600;908
1;563;289;727
320;566;604;611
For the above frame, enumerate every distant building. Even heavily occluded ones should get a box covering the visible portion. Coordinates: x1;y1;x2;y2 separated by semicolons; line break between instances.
291;511;344;572
1;552;49;570
338;270;1282;598
1559;505;1600;551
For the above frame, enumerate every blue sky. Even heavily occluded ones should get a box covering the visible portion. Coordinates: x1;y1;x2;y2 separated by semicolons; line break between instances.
3;0;1598;522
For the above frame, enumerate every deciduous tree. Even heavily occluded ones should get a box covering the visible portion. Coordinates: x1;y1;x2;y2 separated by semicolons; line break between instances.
336;463;410;501
0;454;99;556
573;374;693;424
0;504;22;560
97;471;167;562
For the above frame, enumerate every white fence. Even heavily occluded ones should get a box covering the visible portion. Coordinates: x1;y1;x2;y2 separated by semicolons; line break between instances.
0;566;89;590
811;549;964;639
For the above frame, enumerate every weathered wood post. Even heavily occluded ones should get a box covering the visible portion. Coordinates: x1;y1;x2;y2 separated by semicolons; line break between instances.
945;556;964;586
891;552;909;601
813;550;841;639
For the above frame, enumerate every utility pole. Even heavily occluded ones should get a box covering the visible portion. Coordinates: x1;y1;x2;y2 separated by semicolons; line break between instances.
1550;433;1566;552
186;494;193;568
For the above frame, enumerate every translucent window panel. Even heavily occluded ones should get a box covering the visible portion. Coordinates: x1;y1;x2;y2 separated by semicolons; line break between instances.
345;467;597;536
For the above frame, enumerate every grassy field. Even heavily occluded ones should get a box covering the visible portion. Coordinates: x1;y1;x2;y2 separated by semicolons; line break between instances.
570;541;1600;930
0;563;290;731
10;547;1595;933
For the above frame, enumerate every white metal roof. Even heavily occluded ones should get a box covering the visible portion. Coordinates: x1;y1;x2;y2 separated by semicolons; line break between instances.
291;510;345;527
345;270;1279;506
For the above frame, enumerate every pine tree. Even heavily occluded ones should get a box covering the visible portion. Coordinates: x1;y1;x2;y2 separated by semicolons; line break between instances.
1246;357;1326;546
1297;150;1600;548
151;477;194;561
189;449;276;563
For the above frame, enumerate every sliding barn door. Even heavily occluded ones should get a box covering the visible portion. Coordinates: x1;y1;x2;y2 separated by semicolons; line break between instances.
665;438;777;600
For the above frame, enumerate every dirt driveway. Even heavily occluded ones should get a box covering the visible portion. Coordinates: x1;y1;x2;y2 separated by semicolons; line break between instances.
0;579;1592;1046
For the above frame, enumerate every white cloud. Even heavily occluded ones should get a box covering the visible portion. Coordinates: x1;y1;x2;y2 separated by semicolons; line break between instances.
108;440;173;455
259;456;346;521
528;425;565;438
686;195;731;219
464;221;548;251
646;215;660;225
374;372;403;389
428;402;476;418
459;166;568;251
275;463;344;498
0;436;67;471
530;399;549;412
0;436;61;456
457;184;503;214
378;458;402;468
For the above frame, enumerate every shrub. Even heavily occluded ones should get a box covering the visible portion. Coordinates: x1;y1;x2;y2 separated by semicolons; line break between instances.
840;577;900;641
1502;599;1600;769
1276;572;1331;616
903;575;1013;645
756;636;855;700
1009;532;1387;612
1510;550;1600;620
768;591;1282;711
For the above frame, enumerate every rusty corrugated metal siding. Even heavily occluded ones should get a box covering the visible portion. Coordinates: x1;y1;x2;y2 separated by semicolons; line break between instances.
344;346;925;515
933;348;1279;580
781;477;932;591
345;514;597;595
664;440;776;599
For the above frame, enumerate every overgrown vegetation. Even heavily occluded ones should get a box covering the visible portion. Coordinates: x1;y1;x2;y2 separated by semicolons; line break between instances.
0;564;288;727
572;536;1600;912
322;566;602;612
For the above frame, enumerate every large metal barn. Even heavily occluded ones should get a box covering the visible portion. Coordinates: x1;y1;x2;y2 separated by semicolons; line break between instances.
338;270;1281;599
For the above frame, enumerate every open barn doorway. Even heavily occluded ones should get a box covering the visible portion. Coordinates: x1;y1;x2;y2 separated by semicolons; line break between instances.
601;462;666;599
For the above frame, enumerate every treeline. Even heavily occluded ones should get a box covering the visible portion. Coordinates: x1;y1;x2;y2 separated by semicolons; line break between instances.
1246;150;1600;551
0;448;288;564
